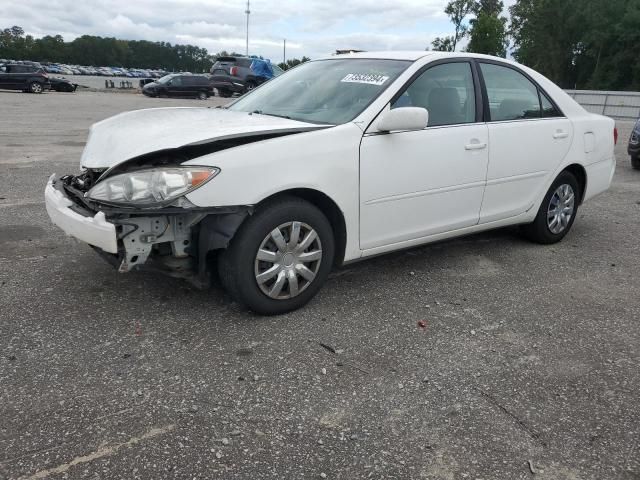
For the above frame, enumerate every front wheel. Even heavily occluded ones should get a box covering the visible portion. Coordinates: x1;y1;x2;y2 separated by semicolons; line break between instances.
197;91;208;100
521;171;580;244
29;82;43;94
632;156;640;170
218;197;335;315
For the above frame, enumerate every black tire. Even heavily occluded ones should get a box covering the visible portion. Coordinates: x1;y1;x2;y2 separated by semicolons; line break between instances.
218;197;335;315
632;156;640;170
244;81;256;93
29;81;43;94
197;91;208;100
218;89;232;98
521;171;580;244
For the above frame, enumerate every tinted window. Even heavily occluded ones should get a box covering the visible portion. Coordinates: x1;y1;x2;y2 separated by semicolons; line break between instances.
169;76;183;86
191;76;209;85
480;63;542;121
238;58;252;67
540;92;561;118
392;62;476;127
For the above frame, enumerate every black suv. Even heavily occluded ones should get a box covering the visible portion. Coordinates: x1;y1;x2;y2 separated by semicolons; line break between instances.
142;74;214;99
209;56;283;97
0;64;50;93
629;118;640;170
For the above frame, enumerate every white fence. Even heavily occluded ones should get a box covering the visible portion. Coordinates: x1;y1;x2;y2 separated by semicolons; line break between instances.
566;90;640;120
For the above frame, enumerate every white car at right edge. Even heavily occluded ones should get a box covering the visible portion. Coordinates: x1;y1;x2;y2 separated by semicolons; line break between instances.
45;52;616;314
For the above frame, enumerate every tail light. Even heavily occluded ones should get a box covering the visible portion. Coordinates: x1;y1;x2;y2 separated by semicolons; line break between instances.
230;66;238;76
614;127;618;145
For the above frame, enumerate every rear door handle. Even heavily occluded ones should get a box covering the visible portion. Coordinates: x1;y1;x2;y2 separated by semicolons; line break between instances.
553;131;569;139
465;142;487;151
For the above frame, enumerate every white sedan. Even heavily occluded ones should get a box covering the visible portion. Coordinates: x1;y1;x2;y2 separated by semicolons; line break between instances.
45;51;616;314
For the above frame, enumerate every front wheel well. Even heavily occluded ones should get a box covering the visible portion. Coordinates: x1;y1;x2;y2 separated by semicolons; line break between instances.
562;164;587;204
256;189;347;266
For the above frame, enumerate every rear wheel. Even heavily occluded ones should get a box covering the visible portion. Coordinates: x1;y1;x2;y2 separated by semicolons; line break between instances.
632;156;640;170
218;197;335;315
521;171;579;244
218;89;232;98
244;81;256;93
197;91;208;100
29;81;43;94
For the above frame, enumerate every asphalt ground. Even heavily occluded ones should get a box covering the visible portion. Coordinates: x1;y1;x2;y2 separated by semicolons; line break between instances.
0;90;639;480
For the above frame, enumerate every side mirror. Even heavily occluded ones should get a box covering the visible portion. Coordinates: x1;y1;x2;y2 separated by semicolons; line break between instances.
377;107;429;132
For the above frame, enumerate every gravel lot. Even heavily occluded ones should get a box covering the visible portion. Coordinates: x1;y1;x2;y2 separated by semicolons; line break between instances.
1;90;638;480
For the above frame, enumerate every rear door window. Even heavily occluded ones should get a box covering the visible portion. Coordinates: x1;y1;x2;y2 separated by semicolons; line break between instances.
540;92;562;118
480;63;542;121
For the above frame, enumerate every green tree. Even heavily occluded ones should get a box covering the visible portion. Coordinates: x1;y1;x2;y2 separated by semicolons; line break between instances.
467;13;507;56
431;36;455;52
277;56;311;71
431;0;473;51
509;0;640;90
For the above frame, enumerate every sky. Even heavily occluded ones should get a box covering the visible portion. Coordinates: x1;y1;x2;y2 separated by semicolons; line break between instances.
1;0;516;62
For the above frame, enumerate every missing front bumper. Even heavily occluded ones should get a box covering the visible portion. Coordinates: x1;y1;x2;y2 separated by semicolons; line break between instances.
45;174;251;280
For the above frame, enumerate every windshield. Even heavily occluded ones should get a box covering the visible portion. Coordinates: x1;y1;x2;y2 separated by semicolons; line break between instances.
228;58;411;125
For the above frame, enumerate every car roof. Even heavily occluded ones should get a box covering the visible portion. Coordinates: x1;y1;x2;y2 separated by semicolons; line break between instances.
316;51;526;66
319;51;435;61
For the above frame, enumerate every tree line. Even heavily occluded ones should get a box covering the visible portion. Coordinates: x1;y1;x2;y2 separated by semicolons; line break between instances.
0;26;309;73
433;0;640;91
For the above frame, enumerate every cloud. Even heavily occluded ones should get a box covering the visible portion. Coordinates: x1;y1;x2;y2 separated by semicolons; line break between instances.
0;0;497;61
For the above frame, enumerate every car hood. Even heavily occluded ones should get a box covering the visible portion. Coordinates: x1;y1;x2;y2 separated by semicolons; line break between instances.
80;107;327;169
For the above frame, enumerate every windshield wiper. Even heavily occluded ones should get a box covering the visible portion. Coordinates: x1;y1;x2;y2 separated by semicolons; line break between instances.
250;110;291;120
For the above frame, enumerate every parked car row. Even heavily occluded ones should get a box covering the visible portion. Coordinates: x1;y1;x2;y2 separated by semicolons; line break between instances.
0;59;168;78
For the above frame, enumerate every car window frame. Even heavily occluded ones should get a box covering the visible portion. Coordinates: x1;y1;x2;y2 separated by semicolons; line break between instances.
474;59;565;123
387;58;485;129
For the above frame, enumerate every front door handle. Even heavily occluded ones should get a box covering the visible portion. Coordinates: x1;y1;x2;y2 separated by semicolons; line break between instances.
553;131;569;139
465;141;487;151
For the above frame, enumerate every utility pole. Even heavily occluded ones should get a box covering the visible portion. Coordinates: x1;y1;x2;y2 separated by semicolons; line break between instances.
283;39;286;65
245;0;250;56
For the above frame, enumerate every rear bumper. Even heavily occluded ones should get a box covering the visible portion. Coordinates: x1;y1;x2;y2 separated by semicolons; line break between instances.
45;175;118;253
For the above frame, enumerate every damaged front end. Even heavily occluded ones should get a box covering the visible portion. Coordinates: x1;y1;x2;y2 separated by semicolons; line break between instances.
46;168;251;288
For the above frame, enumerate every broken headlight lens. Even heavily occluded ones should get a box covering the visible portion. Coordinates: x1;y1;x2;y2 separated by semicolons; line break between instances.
86;167;219;206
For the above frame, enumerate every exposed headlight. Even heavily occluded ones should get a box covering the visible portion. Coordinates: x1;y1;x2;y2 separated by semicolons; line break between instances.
87;166;219;206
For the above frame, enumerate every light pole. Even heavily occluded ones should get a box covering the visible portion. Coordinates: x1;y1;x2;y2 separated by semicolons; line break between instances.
245;0;250;56
283;39;286;65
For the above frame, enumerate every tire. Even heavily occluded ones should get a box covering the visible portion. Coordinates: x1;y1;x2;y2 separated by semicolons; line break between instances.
218;89;232;98
29;81;43;94
244;81;256;93
218;197;335;315
197;91;208;100
521;171;580;244
632;156;640;170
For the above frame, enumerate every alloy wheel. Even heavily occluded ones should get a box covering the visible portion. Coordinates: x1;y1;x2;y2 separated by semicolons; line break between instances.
254;221;323;300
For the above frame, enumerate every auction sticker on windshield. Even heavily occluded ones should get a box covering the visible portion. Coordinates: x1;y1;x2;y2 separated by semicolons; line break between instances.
341;73;390;86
